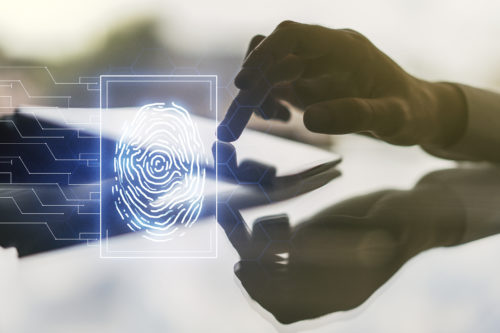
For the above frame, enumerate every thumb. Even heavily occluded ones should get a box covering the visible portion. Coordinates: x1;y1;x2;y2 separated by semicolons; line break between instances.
303;97;405;136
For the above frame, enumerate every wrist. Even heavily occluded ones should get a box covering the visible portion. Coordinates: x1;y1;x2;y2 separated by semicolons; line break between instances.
425;81;467;147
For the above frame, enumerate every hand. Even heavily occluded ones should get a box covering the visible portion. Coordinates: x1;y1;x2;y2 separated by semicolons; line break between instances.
217;21;466;147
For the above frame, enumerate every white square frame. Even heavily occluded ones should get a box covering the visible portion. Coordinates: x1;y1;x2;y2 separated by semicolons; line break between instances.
99;75;218;259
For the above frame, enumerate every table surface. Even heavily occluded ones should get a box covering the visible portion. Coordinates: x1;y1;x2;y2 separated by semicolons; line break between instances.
2;131;500;333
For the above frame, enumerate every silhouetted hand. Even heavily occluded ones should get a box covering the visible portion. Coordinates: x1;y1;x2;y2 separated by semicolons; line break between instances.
217;169;470;324
217;21;465;147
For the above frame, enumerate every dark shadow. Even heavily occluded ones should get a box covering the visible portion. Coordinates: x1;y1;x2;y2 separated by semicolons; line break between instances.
217;166;500;323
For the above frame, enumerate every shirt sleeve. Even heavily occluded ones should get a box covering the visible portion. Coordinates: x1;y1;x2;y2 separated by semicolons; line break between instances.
422;84;500;162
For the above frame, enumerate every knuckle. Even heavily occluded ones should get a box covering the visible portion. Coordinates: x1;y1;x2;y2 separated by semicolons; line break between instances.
342;28;362;36
342;28;364;38
277;20;297;29
251;34;265;43
342;28;371;45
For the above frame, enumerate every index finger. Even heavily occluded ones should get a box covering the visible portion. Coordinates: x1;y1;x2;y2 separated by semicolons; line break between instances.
216;35;267;142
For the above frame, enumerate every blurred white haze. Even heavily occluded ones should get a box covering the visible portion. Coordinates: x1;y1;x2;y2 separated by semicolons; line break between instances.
1;0;500;90
2;2;500;332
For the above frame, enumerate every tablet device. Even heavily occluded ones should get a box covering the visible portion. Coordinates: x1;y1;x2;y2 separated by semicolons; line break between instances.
16;106;341;204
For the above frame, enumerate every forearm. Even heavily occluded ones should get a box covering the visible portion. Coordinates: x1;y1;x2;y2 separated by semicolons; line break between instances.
421;83;500;162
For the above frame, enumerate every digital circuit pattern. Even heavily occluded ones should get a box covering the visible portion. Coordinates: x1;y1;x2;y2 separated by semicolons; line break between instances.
0;66;101;256
112;102;206;242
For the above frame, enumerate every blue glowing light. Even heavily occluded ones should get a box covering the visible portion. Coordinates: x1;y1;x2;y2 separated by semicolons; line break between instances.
112;102;206;242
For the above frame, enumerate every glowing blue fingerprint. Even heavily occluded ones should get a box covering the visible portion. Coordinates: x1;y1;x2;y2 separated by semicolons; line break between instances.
112;102;206;242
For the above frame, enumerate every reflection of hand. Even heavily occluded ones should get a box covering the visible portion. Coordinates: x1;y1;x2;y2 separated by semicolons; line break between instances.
218;171;468;324
218;21;466;148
